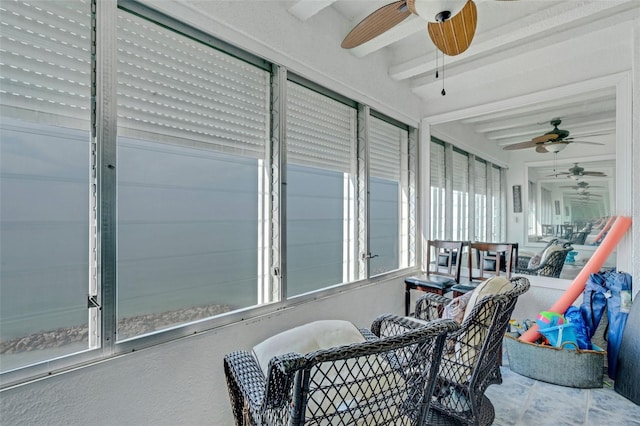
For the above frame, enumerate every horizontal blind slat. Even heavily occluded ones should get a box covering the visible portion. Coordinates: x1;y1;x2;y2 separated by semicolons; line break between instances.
117;10;268;159
0;0;91;127
286;81;355;172
370;116;404;181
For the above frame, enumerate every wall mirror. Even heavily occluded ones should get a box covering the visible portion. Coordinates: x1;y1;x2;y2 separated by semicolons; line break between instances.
424;73;632;274
525;156;616;248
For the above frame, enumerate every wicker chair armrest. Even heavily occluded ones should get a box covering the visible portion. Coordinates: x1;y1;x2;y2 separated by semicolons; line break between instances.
414;292;452;321
370;313;436;337
264;353;306;410
223;350;267;423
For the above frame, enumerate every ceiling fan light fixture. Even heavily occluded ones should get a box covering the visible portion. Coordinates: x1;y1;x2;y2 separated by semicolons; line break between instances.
545;142;568;153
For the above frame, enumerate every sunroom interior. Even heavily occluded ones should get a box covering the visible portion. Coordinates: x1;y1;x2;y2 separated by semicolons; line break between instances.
0;0;639;424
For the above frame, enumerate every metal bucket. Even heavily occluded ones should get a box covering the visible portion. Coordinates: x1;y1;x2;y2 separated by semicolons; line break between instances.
504;333;605;388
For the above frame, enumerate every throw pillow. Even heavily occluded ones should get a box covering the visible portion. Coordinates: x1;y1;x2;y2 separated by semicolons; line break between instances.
462;276;513;322
528;253;542;269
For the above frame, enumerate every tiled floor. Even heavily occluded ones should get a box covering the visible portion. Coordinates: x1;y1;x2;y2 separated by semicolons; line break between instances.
486;353;640;425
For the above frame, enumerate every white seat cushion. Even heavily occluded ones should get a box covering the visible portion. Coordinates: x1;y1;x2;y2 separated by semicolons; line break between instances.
252;320;407;424
252;319;366;375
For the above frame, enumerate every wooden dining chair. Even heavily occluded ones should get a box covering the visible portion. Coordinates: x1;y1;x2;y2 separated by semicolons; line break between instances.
451;242;513;298
404;240;465;315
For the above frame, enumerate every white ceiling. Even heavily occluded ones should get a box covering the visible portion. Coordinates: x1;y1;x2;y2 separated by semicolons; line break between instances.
285;0;638;150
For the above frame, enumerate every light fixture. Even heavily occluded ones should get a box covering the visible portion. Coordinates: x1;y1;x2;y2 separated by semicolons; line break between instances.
544;142;568;153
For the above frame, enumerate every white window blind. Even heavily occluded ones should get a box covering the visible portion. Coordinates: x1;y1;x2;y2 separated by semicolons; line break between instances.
117;10;269;158
370;116;404;181
452;150;469;240
286;81;355;172
491;165;503;240
430;142;446;240
474;158;487;241
0;0;91;128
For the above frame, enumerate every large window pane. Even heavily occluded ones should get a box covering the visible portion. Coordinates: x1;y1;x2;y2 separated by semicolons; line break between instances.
285;81;355;295
116;10;269;340
474;159;487;241
0;0;91;372
287;165;344;293
369;177;400;274
430;142;446;240
490;166;503;241
452;150;469;241
117;141;259;339
369;117;405;275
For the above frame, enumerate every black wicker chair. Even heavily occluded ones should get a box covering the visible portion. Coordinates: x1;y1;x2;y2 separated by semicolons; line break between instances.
412;276;530;426
515;244;572;278
224;315;459;426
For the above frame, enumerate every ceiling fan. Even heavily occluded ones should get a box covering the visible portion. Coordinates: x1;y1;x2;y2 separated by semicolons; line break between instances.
560;181;604;191
341;0;480;55
550;163;607;179
503;119;605;153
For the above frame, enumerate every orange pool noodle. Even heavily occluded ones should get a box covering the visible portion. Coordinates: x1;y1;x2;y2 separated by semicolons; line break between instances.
593;215;616;244
519;216;632;343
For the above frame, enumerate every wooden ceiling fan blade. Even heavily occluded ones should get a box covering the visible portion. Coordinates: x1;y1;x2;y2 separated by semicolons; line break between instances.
503;140;537;151
535;145;548;153
427;0;477;56
583;171;606;176
341;1;411;49
532;133;559;144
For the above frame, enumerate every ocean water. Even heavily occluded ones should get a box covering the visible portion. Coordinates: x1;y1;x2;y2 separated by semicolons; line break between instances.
1;127;400;371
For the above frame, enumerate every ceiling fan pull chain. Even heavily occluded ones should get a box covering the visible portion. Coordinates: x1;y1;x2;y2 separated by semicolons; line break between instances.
441;52;446;96
435;50;439;78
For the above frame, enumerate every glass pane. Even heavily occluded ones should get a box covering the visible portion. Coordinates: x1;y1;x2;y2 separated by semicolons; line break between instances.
287;165;344;296
0;0;91;372
452;151;469;241
491;167;503;241
430;142;446;240
115;10;268;340
474;159;487;241
285;81;356;295
369;177;400;275
1;121;90;371
369;117;403;275
116;140;259;340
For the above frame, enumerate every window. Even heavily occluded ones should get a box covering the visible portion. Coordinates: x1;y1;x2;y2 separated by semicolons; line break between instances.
0;0;92;373
368;116;407;275
285;81;356;296
429;138;505;244
0;0;415;385
452;150;469;241
115;10;270;339
541;186;553;229
528;180;537;237
430;142;446;240
490;165;504;241
474;158;487;241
